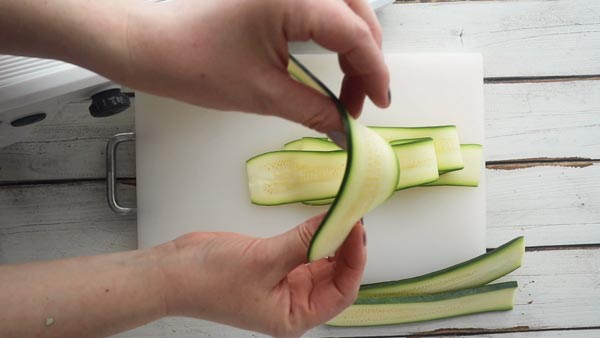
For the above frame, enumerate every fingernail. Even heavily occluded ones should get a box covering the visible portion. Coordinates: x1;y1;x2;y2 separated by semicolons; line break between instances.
387;89;392;106
362;230;367;247
360;217;364;226
326;130;347;150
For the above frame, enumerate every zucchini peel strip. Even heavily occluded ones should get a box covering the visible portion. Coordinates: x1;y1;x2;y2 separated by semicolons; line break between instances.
358;236;525;298
327;281;518;327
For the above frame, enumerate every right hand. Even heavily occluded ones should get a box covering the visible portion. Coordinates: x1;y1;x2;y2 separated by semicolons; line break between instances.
120;0;390;134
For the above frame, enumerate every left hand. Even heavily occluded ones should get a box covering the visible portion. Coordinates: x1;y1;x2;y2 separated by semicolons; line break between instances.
155;214;367;338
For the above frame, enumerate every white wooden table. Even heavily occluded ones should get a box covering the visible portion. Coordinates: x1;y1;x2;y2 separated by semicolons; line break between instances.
1;0;599;337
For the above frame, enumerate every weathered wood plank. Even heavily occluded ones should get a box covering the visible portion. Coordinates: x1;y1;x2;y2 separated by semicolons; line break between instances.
457;329;600;338
478;329;600;338
1;164;598;264
484;80;600;161
293;0;600;77
114;249;600;337
0;101;136;183
1;180;598;335
0;182;136;263
486;164;600;247
1;79;599;182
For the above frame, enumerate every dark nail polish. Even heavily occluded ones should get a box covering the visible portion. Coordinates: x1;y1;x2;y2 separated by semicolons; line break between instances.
388;89;392;105
362;230;367;246
360;217;364;225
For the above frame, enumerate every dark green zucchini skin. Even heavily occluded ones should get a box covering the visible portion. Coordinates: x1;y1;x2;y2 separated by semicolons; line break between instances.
356;281;517;305
359;236;524;298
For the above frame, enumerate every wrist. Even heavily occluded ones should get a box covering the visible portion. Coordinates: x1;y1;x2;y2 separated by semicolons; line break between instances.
151;237;207;318
70;0;139;84
145;240;180;317
152;233;217;318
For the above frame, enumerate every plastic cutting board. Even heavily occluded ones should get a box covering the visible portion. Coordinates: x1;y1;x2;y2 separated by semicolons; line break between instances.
135;53;486;283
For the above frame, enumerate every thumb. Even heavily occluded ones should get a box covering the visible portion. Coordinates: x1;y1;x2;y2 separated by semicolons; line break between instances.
261;70;345;134
266;213;326;276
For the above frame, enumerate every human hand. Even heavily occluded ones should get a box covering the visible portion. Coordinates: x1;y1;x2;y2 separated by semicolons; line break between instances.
121;0;390;134
155;214;367;337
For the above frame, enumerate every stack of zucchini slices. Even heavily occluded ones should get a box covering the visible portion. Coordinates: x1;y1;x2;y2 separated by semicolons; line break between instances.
246;56;523;326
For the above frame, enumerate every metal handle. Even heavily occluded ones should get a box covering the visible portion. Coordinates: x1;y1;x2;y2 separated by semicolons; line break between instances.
106;132;136;215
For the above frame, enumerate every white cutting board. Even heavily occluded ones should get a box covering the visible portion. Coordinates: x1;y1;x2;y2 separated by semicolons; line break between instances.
135;54;486;284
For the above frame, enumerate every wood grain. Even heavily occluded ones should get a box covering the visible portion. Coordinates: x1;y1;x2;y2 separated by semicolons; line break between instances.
0;181;136;263
112;249;600;337
407;328;600;337
1;163;598;262
484;80;600;161
0;101;136;183
292;0;600;77
486;164;600;247
1;79;599;182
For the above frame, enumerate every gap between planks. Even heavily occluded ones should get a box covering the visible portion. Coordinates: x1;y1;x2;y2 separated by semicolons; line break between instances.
400;325;600;337
1;158;596;187
487;158;600;170
394;0;496;3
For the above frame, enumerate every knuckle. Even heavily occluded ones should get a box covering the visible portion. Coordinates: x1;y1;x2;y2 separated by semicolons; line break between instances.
372;22;383;45
295;223;314;250
354;20;372;41
300;103;330;132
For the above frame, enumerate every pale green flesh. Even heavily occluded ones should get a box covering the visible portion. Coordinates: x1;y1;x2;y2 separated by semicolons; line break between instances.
285;130;459;175
246;150;346;205
247;139;436;205
423;144;483;187
327;282;517;327
297;137;439;190
249;141;481;206
279;137;438;206
358;237;524;298
287;55;399;261
370;126;463;173
394;139;439;189
303;138;439;205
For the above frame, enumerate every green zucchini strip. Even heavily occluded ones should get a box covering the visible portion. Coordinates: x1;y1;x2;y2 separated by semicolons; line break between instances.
327;281;518;327
301;138;440;205
293;137;439;191
423;144;483;187
287;55;399;261
284;125;464;175
246;139;436;205
358;237;524;298
370;125;463;173
246;150;346;206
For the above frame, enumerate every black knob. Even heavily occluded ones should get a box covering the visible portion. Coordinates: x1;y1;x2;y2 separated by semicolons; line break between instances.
89;88;131;118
